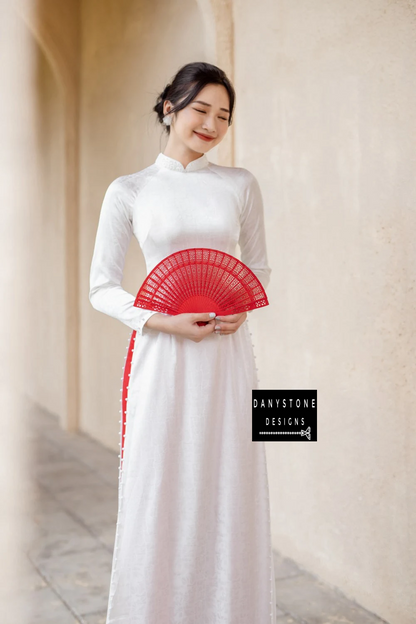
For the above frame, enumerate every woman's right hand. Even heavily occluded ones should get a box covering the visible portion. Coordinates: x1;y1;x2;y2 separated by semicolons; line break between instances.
144;312;217;342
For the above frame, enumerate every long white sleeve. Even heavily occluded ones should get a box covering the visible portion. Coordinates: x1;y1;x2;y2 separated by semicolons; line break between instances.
89;177;158;334
238;169;272;291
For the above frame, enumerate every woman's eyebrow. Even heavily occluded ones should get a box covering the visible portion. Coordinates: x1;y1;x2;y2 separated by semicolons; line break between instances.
193;100;230;113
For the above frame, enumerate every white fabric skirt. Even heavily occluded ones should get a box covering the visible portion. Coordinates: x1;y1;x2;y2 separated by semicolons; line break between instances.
106;318;276;624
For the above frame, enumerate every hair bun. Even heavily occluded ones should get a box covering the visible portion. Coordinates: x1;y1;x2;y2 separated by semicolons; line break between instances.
161;84;171;100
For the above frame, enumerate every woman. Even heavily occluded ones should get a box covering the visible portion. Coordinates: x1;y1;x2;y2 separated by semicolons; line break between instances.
89;61;276;624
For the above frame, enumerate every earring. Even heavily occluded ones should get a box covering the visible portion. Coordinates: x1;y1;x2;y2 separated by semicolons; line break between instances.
163;114;172;126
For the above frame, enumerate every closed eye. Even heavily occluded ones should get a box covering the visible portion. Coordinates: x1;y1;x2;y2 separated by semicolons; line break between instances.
193;108;229;121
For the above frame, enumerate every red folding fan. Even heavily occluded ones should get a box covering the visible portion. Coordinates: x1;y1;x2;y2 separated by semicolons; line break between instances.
133;247;269;326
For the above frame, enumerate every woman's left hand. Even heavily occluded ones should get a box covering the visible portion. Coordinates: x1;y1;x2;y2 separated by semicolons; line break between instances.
214;311;247;335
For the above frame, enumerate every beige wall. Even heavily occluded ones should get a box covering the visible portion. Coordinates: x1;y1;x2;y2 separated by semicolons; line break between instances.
16;0;81;431
26;48;66;418
233;2;416;620
0;4;56;622
10;0;416;622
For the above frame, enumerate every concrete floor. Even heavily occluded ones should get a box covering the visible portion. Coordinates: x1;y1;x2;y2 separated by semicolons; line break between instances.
23;403;388;624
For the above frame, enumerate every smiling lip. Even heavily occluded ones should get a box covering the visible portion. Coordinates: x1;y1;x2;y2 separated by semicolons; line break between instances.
194;131;215;141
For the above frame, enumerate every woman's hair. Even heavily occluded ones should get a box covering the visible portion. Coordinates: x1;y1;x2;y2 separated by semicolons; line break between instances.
153;62;235;134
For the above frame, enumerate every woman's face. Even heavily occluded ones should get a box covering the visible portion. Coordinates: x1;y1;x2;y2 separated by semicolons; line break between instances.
163;83;231;154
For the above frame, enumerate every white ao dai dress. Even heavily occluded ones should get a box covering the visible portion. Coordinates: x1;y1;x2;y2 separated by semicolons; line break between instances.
89;151;276;624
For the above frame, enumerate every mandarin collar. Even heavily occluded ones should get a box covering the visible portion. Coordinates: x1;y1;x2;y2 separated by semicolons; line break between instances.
155;151;209;173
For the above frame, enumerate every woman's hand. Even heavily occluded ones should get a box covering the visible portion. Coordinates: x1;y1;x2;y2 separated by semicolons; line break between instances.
145;310;248;340
213;311;247;335
145;312;217;343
